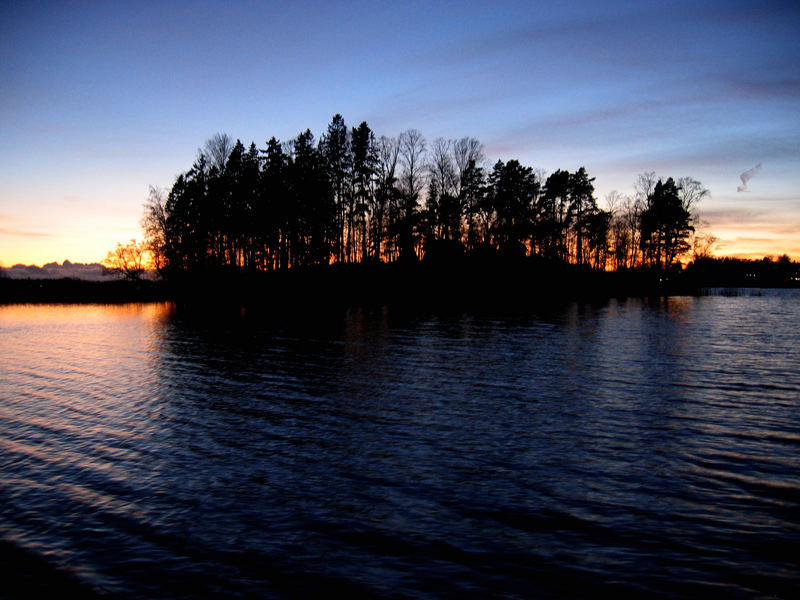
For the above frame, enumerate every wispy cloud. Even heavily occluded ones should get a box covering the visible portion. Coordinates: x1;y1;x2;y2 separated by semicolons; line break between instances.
0;227;51;238
705;216;799;236
721;76;800;100
408;1;800;75
405;5;672;71
486;94;707;156
700;207;768;226
594;132;799;174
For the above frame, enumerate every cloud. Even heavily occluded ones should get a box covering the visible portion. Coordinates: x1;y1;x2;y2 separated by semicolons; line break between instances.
408;1;800;75
728;237;784;244
737;163;762;192
716;222;799;236
487;94;706;153
706;218;800;238
0;227;51;237
721;76;800;100
0;260;108;281
595;132;800;174
700;207;768;226
405;5;672;71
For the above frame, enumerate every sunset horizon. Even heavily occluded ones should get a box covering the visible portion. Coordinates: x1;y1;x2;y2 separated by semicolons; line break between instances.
2;3;799;596
2;166;798;269
2;2;798;270
2;230;797;270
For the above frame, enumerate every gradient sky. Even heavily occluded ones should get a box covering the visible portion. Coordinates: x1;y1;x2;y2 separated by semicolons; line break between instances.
2;0;798;266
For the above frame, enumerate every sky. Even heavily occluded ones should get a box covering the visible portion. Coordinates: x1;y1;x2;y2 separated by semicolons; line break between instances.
1;0;798;266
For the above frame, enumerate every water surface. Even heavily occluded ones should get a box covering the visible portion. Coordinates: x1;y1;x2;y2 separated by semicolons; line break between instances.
1;293;799;598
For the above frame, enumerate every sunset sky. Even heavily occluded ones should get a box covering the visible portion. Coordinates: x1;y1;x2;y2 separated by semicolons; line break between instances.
1;0;798;267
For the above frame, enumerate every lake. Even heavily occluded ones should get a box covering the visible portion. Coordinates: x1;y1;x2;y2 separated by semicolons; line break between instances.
1;291;798;598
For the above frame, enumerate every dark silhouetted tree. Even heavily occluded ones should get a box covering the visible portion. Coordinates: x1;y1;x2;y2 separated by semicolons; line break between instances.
321;114;351;263
164;155;211;273
141;186;168;275
426;138;457;242
153;118;711;283
640;177;693;270
451;137;485;249
375;135;401;261
483;159;539;256
568;167;596;265
586;207;611;269
398;129;426;260
605;191;633;270
538;169;571;261
351;121;377;262
460;158;486;251
259;137;288;269
288;129;334;266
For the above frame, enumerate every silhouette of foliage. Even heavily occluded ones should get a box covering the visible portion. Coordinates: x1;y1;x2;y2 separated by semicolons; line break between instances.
640;178;694;270
136;115;710;278
103;239;148;280
141;186;168;274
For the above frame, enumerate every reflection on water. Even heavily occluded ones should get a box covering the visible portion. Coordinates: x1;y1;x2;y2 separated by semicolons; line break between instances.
0;301;174;322
1;294;799;599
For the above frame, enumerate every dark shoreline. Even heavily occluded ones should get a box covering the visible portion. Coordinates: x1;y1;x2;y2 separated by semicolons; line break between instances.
1;259;797;308
0;277;171;305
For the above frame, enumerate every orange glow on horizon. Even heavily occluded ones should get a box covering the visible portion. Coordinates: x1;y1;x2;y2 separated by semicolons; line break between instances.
0;302;174;322
2;229;797;269
1;234;138;269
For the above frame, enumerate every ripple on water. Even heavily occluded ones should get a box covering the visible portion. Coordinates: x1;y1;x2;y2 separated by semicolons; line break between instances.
1;296;799;599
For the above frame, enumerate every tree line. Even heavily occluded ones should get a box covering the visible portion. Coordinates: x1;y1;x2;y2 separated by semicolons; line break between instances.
127;114;709;278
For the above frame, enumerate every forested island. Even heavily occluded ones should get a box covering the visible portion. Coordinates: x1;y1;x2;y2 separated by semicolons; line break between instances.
136;115;708;276
2;114;798;305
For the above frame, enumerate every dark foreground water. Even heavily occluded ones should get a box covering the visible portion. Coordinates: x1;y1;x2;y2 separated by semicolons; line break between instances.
1;291;799;599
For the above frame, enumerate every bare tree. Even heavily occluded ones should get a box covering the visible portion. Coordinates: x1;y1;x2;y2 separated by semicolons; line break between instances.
103;239;147;280
140;186;167;275
692;231;718;261
426;138;457;241
606;191;630;270
375;135;400;260
634;171;657;204
625;172;657;268
376;136;400;192
677;176;709;214
398;129;427;201
202;133;234;173
678;176;710;236
398;129;427;258
690;210;717;261
428;138;456;197
451;137;484;196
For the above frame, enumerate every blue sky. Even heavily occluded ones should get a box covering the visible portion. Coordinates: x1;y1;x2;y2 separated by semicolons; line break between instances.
1;0;798;265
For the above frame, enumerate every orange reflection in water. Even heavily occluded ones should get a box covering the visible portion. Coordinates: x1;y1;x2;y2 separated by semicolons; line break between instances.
0;302;175;324
0;302;177;503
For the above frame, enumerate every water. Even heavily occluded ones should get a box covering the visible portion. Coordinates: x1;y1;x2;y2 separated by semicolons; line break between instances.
1;292;799;599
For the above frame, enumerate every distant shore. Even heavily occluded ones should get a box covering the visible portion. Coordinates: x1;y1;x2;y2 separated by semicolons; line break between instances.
2;258;797;307
0;277;170;304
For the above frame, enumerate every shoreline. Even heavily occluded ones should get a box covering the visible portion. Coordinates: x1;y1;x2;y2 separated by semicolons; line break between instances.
1;260;797;307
